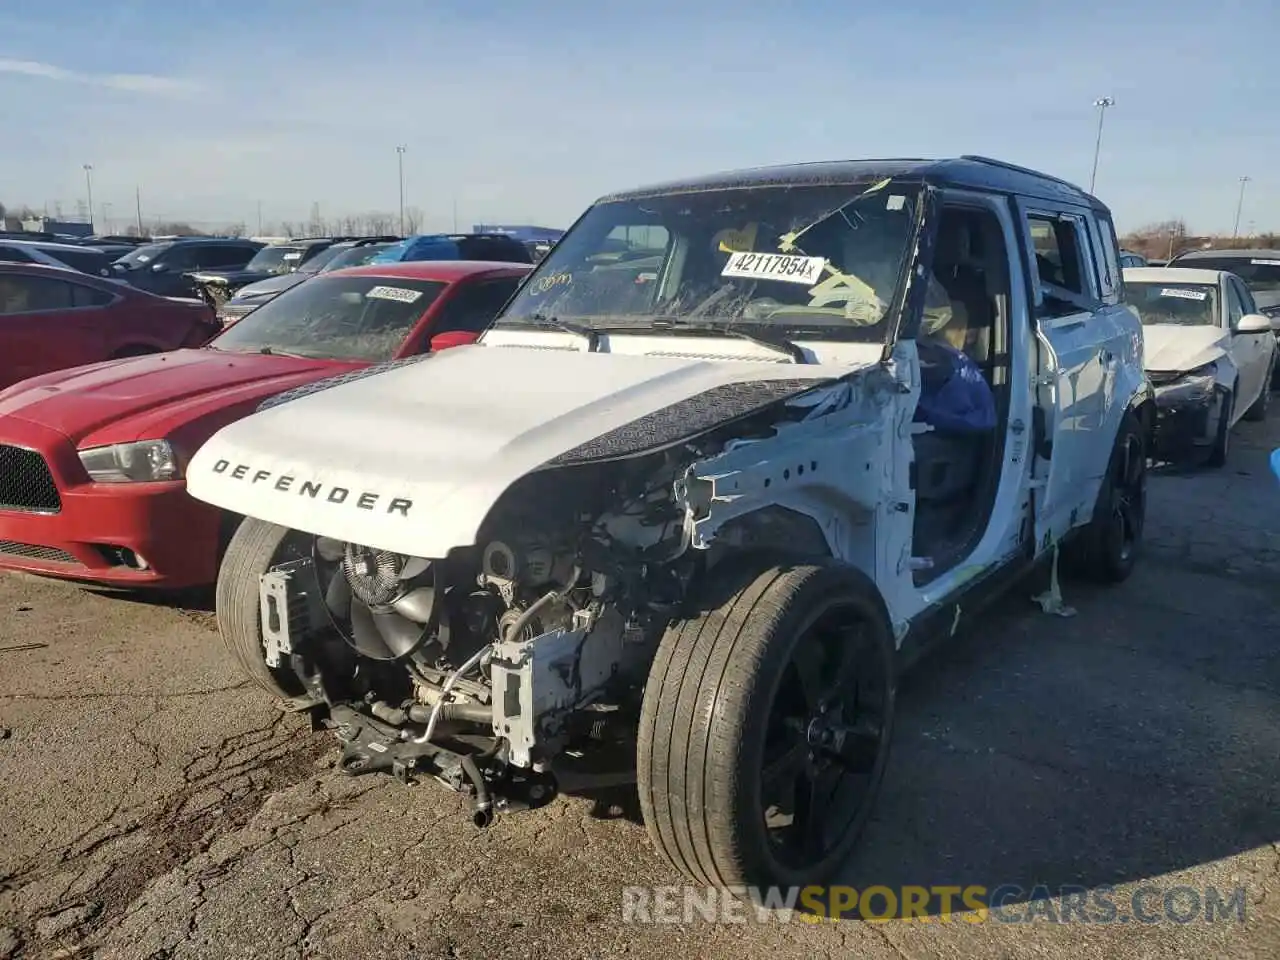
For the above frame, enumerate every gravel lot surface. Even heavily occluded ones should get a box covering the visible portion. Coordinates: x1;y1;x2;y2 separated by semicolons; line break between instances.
1;417;1277;960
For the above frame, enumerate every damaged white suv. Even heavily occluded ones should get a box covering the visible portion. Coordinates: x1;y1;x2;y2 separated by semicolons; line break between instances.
187;157;1152;891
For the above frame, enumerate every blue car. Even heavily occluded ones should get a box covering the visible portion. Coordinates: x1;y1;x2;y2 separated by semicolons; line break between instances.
1272;448;1280;482
369;233;532;266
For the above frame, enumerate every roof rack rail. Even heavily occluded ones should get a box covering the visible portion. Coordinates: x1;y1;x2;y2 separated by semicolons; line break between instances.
959;155;1085;193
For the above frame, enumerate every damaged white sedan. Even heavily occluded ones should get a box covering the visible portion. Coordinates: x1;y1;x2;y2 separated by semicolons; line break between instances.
1123;266;1275;466
187;157;1153;891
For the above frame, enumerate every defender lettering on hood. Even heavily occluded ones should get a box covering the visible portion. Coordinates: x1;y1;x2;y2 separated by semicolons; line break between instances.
211;459;413;516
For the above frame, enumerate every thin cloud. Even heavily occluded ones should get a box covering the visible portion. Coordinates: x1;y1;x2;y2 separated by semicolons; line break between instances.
0;57;202;96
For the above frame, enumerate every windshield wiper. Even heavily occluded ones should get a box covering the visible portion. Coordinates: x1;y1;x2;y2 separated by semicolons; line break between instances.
651;319;808;364
523;313;600;352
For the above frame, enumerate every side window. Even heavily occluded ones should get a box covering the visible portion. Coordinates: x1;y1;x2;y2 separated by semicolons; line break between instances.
193;246;249;269
1231;276;1257;315
0;246;35;264
1090;213;1122;304
162;246;197;270
432;279;521;335
1225;279;1246;327
70;283;115;308
0;276;75;313
1026;213;1093;317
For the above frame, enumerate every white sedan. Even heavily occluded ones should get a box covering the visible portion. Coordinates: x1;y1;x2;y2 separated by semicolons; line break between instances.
1123;266;1276;467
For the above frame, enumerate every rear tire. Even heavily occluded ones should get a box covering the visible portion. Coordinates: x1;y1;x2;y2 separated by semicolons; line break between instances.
215;517;308;699
636;560;896;890
1064;408;1146;584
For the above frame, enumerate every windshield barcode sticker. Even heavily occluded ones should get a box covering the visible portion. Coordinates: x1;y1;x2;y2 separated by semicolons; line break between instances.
282;252;302;260
721;251;827;285
366;285;423;303
1250;258;1280;266
1159;287;1208;301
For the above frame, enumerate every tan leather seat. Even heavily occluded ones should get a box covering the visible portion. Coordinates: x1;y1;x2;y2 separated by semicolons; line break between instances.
932;222;992;365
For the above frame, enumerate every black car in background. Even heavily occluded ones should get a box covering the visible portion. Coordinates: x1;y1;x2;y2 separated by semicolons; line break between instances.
110;238;265;299
186;236;391;307
214;238;401;324
0;238;117;276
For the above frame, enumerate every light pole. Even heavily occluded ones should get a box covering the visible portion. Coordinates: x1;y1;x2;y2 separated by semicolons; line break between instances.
1088;98;1114;194
83;164;95;232
395;146;407;235
1232;176;1251;239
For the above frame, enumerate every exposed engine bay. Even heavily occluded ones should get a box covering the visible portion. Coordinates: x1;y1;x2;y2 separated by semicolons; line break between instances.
255;373;893;825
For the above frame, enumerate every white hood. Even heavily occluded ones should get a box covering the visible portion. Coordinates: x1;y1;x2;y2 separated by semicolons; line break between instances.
186;341;855;558
1142;324;1228;373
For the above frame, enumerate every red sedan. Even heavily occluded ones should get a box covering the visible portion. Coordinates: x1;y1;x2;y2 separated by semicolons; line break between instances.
0;260;529;589
0;262;219;390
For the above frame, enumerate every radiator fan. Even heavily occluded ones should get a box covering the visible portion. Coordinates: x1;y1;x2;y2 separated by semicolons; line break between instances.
313;536;436;661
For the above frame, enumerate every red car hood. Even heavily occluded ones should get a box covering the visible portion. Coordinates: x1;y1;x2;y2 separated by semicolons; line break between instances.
0;348;357;447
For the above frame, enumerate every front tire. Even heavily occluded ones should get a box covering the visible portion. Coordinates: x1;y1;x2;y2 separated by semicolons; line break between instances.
1243;369;1272;422
636;561;896;890
215;518;308;699
1207;390;1233;468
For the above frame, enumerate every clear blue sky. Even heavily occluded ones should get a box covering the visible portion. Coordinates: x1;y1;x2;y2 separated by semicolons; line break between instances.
1;0;1276;235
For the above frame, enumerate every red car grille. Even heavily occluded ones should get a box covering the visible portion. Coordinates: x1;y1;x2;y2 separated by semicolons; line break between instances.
0;540;78;564
0;445;62;513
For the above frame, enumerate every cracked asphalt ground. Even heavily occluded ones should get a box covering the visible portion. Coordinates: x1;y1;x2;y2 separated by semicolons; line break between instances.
1;419;1278;960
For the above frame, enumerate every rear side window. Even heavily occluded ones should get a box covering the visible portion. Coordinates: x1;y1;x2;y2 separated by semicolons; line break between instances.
71;283;116;307
432;278;522;334
192;245;256;269
0;276;75;312
1090;214;1122;303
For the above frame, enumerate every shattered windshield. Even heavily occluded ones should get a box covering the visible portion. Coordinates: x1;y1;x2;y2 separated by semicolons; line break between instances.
493;179;929;342
209;275;445;361
1124;282;1219;326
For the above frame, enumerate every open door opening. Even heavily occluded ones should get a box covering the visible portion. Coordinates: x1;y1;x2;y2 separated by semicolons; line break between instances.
910;203;1014;585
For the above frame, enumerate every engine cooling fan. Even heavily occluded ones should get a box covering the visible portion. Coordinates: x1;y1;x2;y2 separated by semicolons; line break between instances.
314;536;436;662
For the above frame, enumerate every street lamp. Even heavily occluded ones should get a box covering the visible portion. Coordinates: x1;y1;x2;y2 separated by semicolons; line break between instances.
395;146;407;236
1232;176;1251;239
83;164;95;232
1088;98;1114;194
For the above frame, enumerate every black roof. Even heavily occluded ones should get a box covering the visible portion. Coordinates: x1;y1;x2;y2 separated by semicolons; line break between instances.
599;156;1107;212
1171;248;1280;261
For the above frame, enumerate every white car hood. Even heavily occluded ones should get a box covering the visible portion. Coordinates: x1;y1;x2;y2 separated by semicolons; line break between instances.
1142;324;1228;373
186;342;855;558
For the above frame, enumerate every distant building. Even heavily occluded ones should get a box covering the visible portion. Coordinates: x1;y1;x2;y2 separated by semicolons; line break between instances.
20;217;93;238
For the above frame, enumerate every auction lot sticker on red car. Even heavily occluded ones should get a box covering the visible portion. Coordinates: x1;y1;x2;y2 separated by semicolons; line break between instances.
366;285;424;303
722;251;826;285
